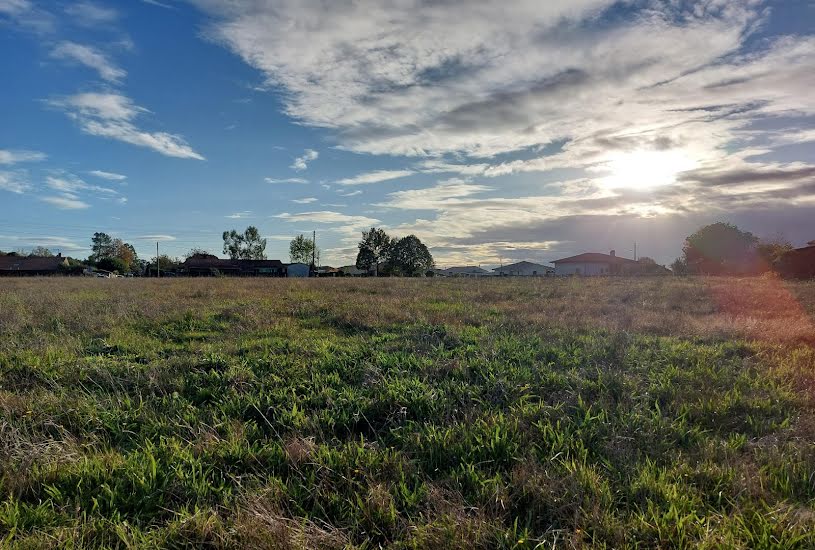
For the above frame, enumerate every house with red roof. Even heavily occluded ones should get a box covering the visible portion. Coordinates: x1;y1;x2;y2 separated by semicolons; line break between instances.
552;250;637;276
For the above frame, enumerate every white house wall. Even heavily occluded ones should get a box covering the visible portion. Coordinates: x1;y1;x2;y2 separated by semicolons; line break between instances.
554;262;610;276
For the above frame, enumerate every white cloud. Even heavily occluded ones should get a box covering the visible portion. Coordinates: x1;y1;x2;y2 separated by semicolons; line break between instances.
290;149;318;171
135;234;176;241
41;195;91;210
225;211;252;219
51;42;125;83
336;169;414;186
0;234;86;252
142;0;174;8
64;2;118;26
265;177;308;184
0;171;31;194
0;149;45;165
46;174;117;195
0;0;54;33
89;169;126;181
292;197;317;204
49;93;204;160
274;210;379;239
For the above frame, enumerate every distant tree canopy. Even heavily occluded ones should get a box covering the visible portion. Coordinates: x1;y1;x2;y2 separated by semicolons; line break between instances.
356;227;393;276
184;248;214;259
89;233;139;272
389;235;435;276
90;232;116;262
30;246;53;257
682;222;759;275
96;256;128;274
223;226;267;260
289;234;318;265
355;228;434;276
756;238;794;267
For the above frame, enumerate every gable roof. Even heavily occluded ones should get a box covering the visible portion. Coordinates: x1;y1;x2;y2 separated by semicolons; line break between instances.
443;266;490;274
0;256;69;272
552;252;637;264
182;257;285;270
493;261;553;272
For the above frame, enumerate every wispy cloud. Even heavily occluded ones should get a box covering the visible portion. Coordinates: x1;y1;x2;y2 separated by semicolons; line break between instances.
64;2;118;26
290;149;318;171
265;177;308;184
336;169;414;186
41;195;90;210
0;0;55;33
49;92;204;160
88;170;126;181
292;197;317;204
135;234;176;241
142;0;174;9
225;211;252;219
274;210;379;237
0;171;31;194
50;42;125;83
0;149;45;165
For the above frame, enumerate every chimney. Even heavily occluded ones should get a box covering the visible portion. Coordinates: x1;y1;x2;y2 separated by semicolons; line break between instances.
609;250;615;257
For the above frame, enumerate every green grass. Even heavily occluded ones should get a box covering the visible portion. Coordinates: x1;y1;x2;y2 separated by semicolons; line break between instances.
0;277;814;548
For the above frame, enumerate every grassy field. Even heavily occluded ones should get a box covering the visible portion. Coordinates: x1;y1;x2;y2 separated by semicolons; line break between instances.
0;277;814;548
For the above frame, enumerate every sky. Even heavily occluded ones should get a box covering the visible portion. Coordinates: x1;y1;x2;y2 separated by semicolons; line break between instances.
1;0;814;268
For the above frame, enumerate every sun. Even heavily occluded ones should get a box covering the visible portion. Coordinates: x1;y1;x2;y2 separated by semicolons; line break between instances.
600;149;697;190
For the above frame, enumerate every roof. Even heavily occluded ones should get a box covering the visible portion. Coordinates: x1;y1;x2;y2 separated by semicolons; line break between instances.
443;266;490;274
0;256;69;272
493;261;553;272
552;252;637;264
182;257;285;270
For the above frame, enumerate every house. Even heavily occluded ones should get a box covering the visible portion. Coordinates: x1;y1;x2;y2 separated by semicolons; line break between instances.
286;263;310;277
316;266;342;277
439;266;492;277
181;254;288;277
552;250;637;276
777;244;815;279
0;254;71;276
492;261;553;277
339;265;367;276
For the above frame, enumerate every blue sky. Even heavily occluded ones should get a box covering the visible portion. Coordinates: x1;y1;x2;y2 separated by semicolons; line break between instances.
1;0;814;267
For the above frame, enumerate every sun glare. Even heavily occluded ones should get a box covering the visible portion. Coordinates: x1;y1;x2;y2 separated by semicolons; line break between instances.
600;150;697;190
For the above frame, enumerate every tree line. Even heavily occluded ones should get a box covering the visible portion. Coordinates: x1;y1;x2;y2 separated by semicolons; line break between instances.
671;222;809;276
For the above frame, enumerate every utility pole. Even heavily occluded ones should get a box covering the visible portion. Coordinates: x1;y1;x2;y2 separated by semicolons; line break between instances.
312;230;316;269
157;241;160;278
634;242;638;261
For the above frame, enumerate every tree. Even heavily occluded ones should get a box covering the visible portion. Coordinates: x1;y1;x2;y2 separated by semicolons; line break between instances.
184;248;214;259
289;234;318;265
670;257;689;275
223;226;267;260
682;222;758;275
389;235;434;276
356;227;392;276
756;237;793;270
146;255;180;276
113;239;137;272
90;232;116;263
30;246;53;257
97;256;127;274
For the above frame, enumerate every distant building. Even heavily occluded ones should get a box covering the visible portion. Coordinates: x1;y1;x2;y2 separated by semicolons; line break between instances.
0;254;71;276
777;244;815;279
181;254;288;276
286;263;310;277
439;266;492;277
492;261;553;277
339;265;367;276
552;250;637;276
